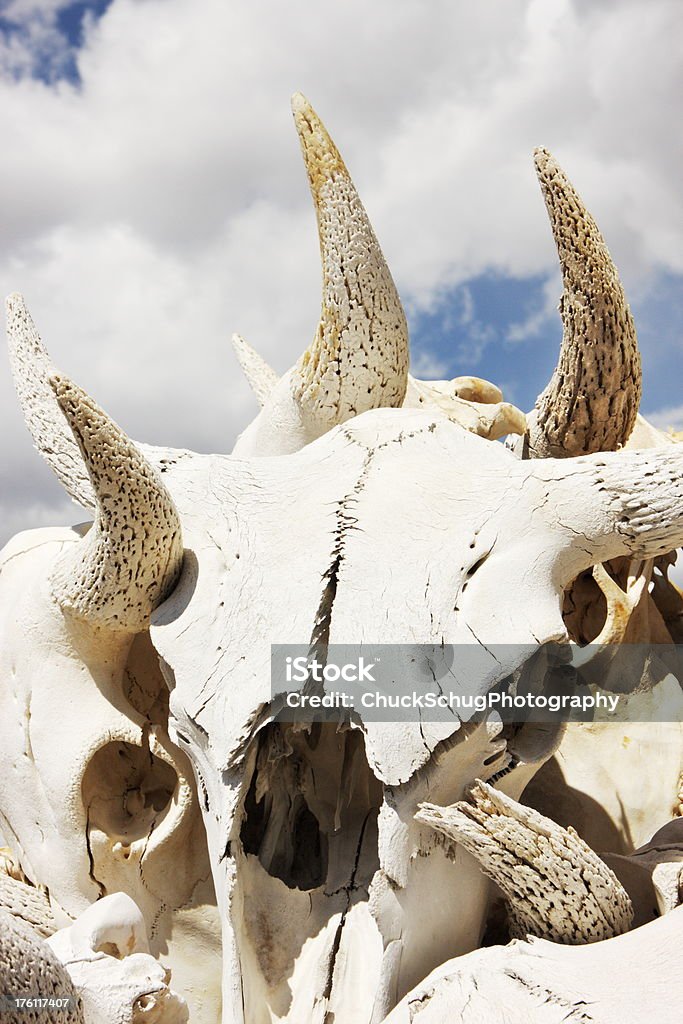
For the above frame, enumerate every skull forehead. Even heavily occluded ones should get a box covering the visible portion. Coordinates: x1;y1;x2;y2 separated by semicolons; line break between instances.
150;409;568;781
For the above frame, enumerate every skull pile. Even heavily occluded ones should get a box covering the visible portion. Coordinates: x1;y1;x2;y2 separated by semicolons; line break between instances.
1;95;682;1024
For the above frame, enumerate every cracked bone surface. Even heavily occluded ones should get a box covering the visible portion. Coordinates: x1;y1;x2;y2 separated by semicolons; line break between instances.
146;405;683;1021
416;781;633;943
0;525;222;1020
382;904;683;1024
3;93;683;1024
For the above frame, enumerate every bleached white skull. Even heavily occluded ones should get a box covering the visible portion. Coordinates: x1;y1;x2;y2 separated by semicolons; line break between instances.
46;893;188;1024
2;95;683;1023
0;524;222;1020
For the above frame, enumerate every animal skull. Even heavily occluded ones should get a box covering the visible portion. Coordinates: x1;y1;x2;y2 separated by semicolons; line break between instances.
2;94;683;1022
46;893;188;1024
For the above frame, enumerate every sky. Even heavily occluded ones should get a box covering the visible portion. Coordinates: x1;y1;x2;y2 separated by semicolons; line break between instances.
0;0;681;547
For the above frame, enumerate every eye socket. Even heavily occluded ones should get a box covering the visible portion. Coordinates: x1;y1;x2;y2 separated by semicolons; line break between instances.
82;741;178;844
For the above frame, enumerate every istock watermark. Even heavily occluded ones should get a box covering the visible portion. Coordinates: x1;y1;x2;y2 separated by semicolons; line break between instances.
271;643;683;724
285;655;377;684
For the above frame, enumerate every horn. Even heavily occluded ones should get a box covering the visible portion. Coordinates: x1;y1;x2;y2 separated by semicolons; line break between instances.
49;375;183;632
231;333;279;407
417;781;633;943
526;149;641;458
6;294;95;509
538;442;683;569
290;93;409;433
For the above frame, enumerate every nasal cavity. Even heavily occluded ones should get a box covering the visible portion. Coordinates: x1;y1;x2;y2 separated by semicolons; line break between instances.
239;722;382;892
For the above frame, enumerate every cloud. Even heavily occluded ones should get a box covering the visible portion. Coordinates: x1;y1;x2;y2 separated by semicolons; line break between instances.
648;406;683;433
0;0;681;546
505;276;560;344
0;0;82;81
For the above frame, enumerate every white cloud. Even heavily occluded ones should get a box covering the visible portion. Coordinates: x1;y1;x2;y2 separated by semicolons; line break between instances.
505;273;560;343
409;349;451;380
0;0;681;545
648;406;683;433
0;0;77;81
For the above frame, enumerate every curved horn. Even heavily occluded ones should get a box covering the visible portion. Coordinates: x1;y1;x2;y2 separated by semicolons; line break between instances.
417;781;633;943
526;149;641;459
290;93;409;433
6;294;95;510
231;333;279;407
49;376;183;632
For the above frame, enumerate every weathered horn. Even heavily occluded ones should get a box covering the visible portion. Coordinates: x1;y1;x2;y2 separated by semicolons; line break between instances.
290;93;409;433
49;375;183;632
231;333;279;407
417;781;633;944
526;149;641;459
540;442;683;568
6;293;95;510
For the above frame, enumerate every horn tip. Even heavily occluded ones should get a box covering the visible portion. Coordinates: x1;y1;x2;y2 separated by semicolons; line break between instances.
290;91;310;115
48;373;78;413
533;146;556;176
5;292;30;327
291;93;345;189
291;91;315;134
5;291;25;312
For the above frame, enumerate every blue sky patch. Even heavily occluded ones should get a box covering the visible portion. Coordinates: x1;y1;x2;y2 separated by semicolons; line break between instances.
57;0;111;48
0;0;112;84
409;271;683;417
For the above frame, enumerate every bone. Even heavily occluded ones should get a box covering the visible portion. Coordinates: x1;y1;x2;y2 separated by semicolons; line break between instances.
0;909;84;1023
541;442;683;565
626;412;679;449
526;149;641;458
49;375;184;632
561;556;659;646
0;846;28;883
233;94;410;455
290;93;409;433
589;559;651;644
6;95;683;1024
0;530;221;1021
0;863;56;938
47;894;188;1024
404;377;526;440
627;817;683;914
6;293;95;511
443;376;505;404
650;553;683;643
382;905;683;1024
416;781;633;943
231;333;279;407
